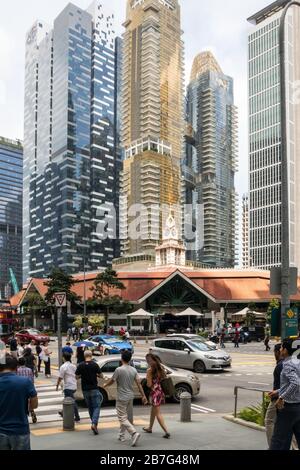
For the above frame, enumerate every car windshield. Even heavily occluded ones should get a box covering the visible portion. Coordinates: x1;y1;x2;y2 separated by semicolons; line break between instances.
104;338;121;344
28;329;40;335
187;340;213;352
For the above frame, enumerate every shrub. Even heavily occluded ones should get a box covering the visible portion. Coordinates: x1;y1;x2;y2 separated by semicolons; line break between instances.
238;395;270;427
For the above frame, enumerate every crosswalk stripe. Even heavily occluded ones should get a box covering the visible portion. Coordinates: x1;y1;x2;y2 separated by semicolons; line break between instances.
192;404;216;413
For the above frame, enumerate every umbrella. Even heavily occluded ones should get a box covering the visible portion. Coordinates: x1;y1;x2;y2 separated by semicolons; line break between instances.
127;309;155;319
231;308;265;318
176;308;204;328
73;340;95;348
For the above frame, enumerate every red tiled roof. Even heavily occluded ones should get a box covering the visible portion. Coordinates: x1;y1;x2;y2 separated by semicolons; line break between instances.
9;268;300;307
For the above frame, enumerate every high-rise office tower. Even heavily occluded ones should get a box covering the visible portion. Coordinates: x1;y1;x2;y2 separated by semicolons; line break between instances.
242;193;250;268
248;1;300;269
0;137;23;299
23;2;121;281
184;51;238;267
120;0;184;258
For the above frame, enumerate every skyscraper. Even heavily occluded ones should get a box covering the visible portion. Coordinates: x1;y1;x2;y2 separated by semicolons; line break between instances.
248;1;300;269
23;2;120;281
119;0;184;259
0;137;23;299
242;193;250;269
184;51;238;268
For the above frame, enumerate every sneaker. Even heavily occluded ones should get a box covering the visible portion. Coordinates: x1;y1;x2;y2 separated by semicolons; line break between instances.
131;432;140;447
118;435;126;442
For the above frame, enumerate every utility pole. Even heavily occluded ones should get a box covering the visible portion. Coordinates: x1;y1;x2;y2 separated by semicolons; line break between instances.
57;307;62;368
54;292;67;368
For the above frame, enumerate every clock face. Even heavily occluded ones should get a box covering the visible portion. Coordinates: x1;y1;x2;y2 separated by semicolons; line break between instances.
171;228;177;238
164;229;170;238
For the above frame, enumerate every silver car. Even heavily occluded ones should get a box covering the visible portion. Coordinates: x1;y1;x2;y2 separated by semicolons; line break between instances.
74;356;200;404
166;333;217;350
151;337;232;373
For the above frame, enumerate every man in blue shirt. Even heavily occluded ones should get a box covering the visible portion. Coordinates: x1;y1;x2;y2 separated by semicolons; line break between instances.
269;338;300;450
0;354;38;450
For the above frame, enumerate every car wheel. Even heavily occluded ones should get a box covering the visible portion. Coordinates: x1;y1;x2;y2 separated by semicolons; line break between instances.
104;349;110;356
194;360;206;373
173;384;192;403
257;338;262;343
99;388;108;405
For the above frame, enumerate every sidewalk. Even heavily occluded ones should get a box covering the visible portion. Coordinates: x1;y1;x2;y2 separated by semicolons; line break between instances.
31;414;266;450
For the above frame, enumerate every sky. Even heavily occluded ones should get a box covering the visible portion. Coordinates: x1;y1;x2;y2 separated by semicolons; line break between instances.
0;0;270;233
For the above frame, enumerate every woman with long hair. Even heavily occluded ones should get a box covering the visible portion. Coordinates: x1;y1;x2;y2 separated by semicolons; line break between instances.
143;353;170;439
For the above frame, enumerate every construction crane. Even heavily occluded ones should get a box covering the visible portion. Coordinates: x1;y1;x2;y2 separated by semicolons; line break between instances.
9;268;19;295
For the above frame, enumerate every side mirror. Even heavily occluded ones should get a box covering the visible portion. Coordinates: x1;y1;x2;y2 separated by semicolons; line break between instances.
184;348;191;354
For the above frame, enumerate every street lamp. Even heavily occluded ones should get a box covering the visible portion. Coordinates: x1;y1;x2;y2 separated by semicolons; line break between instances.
279;1;300;338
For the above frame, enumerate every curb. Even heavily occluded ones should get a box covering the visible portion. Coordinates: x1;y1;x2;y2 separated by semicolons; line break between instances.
223;415;265;432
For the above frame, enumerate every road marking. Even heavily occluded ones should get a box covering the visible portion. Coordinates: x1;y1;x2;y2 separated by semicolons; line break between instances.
191;404;216;413
31;419;148;436
191;406;208;414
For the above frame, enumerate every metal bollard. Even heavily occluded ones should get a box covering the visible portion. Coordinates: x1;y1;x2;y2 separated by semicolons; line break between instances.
62;397;75;431
180;392;192;423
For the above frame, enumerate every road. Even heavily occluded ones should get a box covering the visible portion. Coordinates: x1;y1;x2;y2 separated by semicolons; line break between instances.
32;338;276;426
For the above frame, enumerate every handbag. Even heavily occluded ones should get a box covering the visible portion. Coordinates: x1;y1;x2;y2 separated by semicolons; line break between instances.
160;376;175;397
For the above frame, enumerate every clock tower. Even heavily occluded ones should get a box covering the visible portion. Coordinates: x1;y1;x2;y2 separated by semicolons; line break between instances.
155;213;186;267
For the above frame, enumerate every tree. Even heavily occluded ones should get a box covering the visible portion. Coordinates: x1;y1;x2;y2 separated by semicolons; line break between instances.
90;268;125;299
45;268;81;306
90;268;126;331
88;315;105;331
267;299;280;323
23;293;47;325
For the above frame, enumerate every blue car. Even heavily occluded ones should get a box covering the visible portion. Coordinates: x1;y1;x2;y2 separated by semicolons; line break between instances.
88;335;134;356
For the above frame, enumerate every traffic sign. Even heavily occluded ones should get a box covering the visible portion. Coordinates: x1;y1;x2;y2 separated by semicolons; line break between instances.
54;292;67;308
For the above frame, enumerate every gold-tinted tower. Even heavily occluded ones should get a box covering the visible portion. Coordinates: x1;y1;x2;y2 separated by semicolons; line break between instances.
120;0;184;257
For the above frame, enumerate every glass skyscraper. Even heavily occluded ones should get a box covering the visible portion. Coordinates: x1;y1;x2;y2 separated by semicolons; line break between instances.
0;137;23;299
23;1;121;281
248;1;300;269
184;51;238;267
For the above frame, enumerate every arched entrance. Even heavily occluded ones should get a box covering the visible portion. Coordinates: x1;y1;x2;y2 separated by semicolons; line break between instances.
146;275;208;333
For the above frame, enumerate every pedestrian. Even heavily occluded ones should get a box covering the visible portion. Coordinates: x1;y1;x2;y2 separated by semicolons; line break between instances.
62;342;73;356
9;333;18;359
56;353;80;423
220;329;226;349
23;348;36;375
17;340;24;358
265;344;283;448
79;327;85;340
269;338;300;450
0;354;38;450
75;350;103;435
40;342;52;378
67;327;72;342
72;326;77;341
124;330;130;342
26;340;36;352
35;342;42;373
76;346;85;364
16;357;34;383
264;333;271;352
104;350;147;446
234;328;240;348
143;353;170;439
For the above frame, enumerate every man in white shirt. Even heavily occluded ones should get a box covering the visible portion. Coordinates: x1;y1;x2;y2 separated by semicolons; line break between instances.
56;353;80;422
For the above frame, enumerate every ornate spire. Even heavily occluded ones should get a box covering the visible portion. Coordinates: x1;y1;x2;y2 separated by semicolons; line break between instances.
190;51;222;82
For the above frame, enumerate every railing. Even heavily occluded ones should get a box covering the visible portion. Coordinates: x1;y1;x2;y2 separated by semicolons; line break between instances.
234;385;269;419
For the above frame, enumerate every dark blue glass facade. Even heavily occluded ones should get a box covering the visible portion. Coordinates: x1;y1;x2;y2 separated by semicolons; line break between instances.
23;2;121;281
184;53;238;267
0;138;23;299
